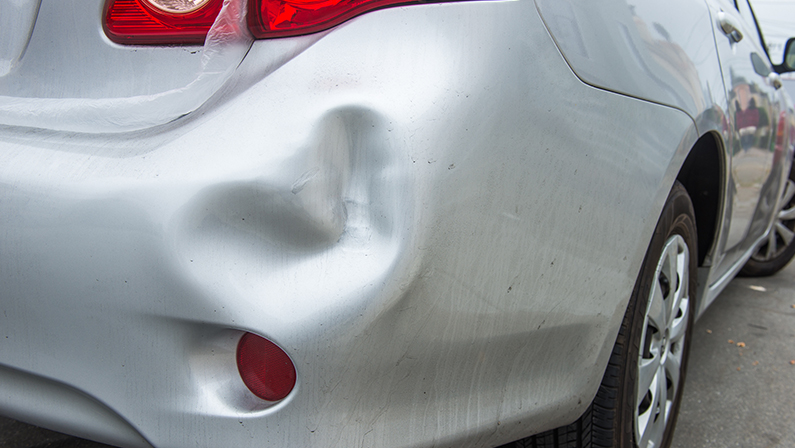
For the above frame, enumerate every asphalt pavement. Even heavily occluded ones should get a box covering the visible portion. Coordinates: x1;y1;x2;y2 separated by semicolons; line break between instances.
2;262;794;448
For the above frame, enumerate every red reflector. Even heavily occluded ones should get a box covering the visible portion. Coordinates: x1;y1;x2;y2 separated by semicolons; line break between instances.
104;0;224;45
247;0;418;38
236;332;297;401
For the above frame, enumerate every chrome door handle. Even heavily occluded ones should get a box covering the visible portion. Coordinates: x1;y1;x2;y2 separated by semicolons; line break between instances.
768;72;783;89
718;11;744;43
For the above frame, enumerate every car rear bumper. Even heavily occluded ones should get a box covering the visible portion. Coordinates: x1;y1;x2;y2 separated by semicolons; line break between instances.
0;1;696;447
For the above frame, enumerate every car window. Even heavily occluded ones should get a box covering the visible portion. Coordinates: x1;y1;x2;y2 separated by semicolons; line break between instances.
736;0;768;56
751;0;795;65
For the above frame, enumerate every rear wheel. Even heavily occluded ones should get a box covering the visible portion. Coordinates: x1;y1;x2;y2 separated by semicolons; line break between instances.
740;168;795;277
505;182;697;448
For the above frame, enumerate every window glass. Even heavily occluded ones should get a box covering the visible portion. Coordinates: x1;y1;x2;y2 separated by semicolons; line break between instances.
752;0;795;65
736;0;765;52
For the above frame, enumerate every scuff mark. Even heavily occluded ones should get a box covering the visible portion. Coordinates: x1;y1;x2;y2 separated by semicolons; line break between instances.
291;167;320;194
500;211;521;221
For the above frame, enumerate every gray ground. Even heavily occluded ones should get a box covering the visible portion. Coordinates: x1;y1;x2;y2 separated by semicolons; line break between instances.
2;261;794;448
0;418;112;448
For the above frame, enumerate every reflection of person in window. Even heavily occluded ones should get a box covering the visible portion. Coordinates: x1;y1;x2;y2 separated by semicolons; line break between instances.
736;97;759;149
754;98;769;127
737;98;759;129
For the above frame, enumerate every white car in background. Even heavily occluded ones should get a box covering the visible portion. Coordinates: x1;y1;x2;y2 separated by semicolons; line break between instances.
1;0;795;447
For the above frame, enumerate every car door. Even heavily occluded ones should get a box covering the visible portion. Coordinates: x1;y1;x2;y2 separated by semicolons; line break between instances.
708;0;785;278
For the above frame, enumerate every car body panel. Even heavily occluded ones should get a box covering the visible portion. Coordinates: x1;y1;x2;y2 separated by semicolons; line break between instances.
534;0;723;122
0;0;288;133
0;0;791;447
0;0;40;77
0;363;152;448
698;0;794;312
535;0;793;295
711;0;783;261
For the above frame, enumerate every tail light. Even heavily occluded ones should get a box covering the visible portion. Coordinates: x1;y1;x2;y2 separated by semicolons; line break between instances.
247;0;418;38
104;0;224;45
105;0;432;44
236;332;297;401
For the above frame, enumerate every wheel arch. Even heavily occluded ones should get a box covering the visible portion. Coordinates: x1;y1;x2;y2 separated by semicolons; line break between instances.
675;131;725;268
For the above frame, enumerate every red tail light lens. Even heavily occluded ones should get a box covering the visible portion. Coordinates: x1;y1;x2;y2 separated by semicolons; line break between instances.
104;0;224;45
105;0;435;44
236;332;297;401
247;0;417;38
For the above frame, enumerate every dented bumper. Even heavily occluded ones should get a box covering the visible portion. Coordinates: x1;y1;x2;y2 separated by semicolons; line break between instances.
0;1;697;447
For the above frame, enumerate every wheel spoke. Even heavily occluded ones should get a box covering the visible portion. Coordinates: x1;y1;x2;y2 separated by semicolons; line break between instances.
664;354;681;399
667;251;687;329
669;298;689;343
637;357;660;408
778;206;795;221
658;247;678;327
638;367;666;448
775;221;794;246
765;230;778;259
650;370;668;446
637;373;660;448
647;281;666;332
781;180;795;206
637;411;653;448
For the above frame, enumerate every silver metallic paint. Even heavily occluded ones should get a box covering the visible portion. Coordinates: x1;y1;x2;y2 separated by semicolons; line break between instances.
0;0;40;77
712;0;779;260
0;0;791;447
537;0;793;318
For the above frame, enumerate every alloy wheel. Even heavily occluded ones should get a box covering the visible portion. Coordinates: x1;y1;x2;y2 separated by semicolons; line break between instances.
752;179;795;262
635;234;690;448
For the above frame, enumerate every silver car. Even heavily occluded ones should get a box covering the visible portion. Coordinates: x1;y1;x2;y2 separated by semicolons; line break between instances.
2;0;795;447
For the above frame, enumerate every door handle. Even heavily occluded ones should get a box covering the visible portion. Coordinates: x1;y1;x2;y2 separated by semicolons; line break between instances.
718;11;744;43
768;72;783;89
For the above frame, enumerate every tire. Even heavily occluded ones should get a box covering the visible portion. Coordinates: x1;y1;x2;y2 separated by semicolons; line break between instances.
740;167;795;277
504;182;697;448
